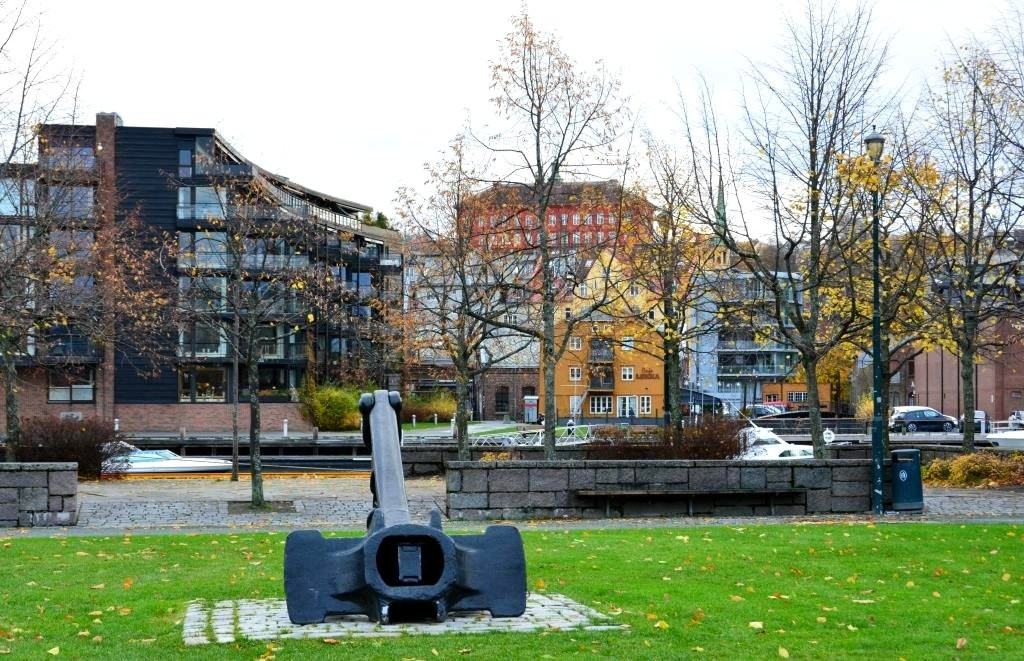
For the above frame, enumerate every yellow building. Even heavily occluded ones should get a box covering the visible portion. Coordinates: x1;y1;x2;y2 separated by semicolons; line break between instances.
539;248;668;422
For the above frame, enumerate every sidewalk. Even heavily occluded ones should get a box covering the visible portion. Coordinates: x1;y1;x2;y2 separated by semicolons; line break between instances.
3;476;1015;537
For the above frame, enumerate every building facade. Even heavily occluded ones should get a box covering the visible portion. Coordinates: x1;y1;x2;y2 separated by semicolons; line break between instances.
3;112;402;433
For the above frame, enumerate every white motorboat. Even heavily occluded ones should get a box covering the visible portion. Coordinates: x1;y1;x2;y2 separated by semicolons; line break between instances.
104;444;233;474
985;431;1024;450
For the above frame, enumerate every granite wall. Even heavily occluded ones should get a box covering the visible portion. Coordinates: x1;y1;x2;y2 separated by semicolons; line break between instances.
0;463;78;527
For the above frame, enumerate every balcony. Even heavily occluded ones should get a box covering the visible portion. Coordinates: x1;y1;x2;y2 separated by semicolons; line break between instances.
589;348;614;362
717;340;791;351
380;256;402;268
717;364;794;376
589;377;614;390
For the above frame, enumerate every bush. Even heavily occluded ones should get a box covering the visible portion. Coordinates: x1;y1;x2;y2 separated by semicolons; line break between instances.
17;416;125;479
401;391;456;424
587;417;748;460
923;452;1024;487
300;382;363;431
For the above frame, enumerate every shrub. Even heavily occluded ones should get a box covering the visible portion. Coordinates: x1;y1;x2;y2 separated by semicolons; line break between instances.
923;452;1024;487
587;417;748;460
300;382;363;431
17;416;126;479
401;391;456;424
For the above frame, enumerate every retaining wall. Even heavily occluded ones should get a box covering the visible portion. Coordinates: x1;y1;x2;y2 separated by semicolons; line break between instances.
0;462;78;526
445;459;893;521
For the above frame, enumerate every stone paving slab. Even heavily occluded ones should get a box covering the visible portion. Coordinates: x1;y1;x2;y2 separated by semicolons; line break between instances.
182;593;622;645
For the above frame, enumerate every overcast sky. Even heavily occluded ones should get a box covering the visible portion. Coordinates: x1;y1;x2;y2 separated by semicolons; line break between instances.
46;0;1013;219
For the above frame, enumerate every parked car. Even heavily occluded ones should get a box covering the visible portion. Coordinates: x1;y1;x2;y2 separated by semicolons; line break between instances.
958;410;989;433
889;406;957;433
738;426;813;460
748;404;784;418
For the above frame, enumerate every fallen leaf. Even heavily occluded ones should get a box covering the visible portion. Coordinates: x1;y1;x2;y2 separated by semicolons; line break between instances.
47;648;60;656
431;649;439;656
847;624;858;631
749;621;764;630
690;608;705;624
816;616;827;623
730;595;745;602
956;638;967;650
89;584;105;590
1002;573;1011;582
534;579;547;590
122;578;134;590
852;599;875;604
778;647;790;658
654;620;669;629
322;639;340;645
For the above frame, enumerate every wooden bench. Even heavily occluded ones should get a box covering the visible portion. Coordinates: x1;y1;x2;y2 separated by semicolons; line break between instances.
574;488;808;517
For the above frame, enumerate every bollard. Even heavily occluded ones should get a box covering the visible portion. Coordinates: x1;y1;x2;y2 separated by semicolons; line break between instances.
284;390;526;625
313;426;319;441
412;414;416;428
283;418;289;437
113;418;119;432
433;413;437;424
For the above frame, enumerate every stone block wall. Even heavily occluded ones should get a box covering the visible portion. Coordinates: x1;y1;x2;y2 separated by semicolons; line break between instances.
445;459;894;521
0;463;78;526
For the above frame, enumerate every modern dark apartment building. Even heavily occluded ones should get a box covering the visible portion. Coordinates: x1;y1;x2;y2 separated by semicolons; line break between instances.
4;112;402;433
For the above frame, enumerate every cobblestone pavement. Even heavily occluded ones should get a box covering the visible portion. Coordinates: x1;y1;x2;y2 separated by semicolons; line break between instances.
31;476;1024;535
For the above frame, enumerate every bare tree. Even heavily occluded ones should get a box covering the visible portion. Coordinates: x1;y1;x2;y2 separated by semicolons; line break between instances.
688;2;889;456
466;9;631;457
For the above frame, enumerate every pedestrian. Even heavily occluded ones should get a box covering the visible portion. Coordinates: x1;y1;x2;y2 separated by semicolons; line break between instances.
628;407;636;427
566;416;576;436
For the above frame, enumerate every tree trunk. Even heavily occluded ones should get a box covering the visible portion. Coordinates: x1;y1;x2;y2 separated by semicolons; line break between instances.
804;357;826;458
455;376;470;461
960;345;976;453
230;309;241;481
665;336;682;445
2;350;20;462
248;358;264;506
541;300;556;460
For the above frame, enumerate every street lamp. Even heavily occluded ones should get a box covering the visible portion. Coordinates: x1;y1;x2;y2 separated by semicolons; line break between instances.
864;127;885;514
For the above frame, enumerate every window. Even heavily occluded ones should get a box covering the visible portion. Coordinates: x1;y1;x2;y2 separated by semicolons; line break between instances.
239;365;300;399
48;186;93;218
569;366;582;381
617;395;638;417
177;186;226;220
572;232;579;245
564;307;572;321
787;391;808;403
504;312;519;325
765;393;781;403
621;336;633;351
48;366;95;402
647;309;656;320
569;336;582;351
256;325;284;359
560;214;568;226
639;395;652;415
572;213;580;225
589;395;612;414
43;145;96;171
621;366;634;381
0;178;34;217
179;366;227;402
494;385;510;414
51;230;94;259
597;213;604;225
629;284;640;296
596;231;604;243
548;214;556;225
179;276;226;311
179;146;194;177
180;322;227;357
569;395;582;416
179;231;228;268
579;281;589;296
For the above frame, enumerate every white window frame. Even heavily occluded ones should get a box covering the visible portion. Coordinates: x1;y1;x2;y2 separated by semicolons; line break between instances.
621;336;633;351
569;366;582;382
569;395;583;416
621;366;634;381
787;391;808;404
617;395;638;417
629;284;640;297
569;336;582;351
639;395;652;415
589;395;612;414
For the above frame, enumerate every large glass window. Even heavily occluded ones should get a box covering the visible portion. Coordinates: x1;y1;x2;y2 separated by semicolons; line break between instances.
179;366;227;402
179;276;226;311
179;231;228;268
0;178;34;217
48;366;95;402
589;395;612;414
179;322;226;357
617;396;638;417
42;145;95;171
494;386;510;414
177;186;226;220
47;186;93;218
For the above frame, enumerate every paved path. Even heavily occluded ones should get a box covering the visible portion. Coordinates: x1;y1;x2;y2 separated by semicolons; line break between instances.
47;475;1024;535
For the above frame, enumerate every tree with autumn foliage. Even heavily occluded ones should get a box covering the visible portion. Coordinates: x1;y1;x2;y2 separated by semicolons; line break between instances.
398;137;534;459
908;45;1024;452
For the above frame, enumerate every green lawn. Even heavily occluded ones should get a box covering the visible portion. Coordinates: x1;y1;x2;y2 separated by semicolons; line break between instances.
1;524;1021;658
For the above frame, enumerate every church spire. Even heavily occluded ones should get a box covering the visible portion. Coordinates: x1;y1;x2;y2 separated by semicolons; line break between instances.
715;173;726;234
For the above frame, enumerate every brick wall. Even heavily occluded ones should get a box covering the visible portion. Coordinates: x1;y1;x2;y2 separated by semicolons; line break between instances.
0;462;78;526
445;459;895;520
477;368;538;421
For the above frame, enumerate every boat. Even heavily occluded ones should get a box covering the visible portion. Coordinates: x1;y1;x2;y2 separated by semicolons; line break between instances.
984;431;1024;450
104;444;233;474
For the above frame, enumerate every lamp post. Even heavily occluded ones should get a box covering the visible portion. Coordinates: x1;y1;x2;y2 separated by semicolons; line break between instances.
864;128;885;515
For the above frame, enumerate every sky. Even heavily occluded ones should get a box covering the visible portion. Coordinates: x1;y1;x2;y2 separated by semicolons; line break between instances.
43;0;1014;221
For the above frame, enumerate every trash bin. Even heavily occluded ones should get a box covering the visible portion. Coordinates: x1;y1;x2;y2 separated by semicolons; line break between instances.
890;449;923;511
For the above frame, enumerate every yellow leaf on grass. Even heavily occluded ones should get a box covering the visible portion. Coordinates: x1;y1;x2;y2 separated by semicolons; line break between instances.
89;584;105;590
779;647;790;658
654;620;669;629
322;639;340;645
646;613;658;620
816;616;827;623
122;577;134;590
47;648;60;656
956;638;967;649
749;621;764;630
730;595;745;602
534;579;546;590
690;608;705;624
1002;573;1011;582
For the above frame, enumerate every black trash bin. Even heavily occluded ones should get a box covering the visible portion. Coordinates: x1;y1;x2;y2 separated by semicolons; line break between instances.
891;449;923;511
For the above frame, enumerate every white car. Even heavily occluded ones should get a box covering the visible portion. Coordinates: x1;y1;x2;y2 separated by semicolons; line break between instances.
739;426;813;460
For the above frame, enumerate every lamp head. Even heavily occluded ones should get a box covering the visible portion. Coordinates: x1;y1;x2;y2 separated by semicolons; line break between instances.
864;128;885;162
